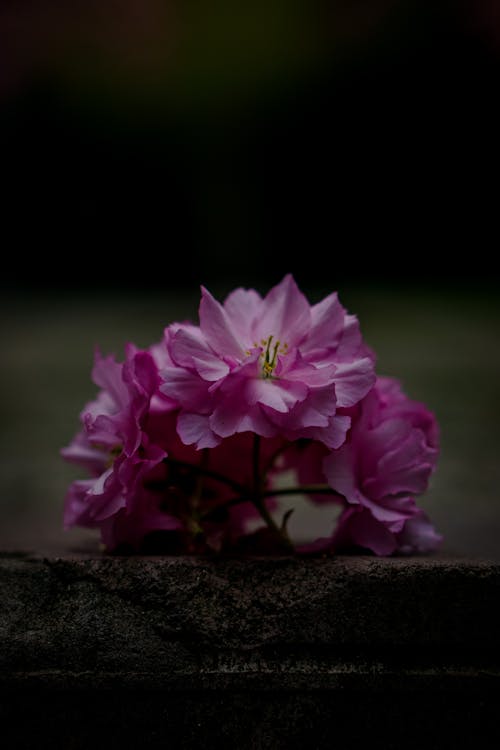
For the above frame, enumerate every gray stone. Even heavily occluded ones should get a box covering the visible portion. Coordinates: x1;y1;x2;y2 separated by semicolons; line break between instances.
1;554;499;748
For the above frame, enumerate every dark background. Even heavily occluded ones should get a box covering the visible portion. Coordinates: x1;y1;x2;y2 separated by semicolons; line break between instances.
1;0;499;291
1;0;499;557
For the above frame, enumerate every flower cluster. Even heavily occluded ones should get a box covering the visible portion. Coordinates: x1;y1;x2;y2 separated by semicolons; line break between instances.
62;275;441;555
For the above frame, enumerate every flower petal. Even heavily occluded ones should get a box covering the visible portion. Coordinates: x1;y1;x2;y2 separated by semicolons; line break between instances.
64;479;98;528
254;274;311;347
160;366;212;411
396;511;443;554
358;493;416;527
246;378;307;413
323;443;359;502
223;287;262;340
337;508;398;556
336;314;364;359
236;408;277;437
170;328;230;381
60;431;108;474
303;292;345;353
209;393;247;438
177;412;221;449
123;349;159;397
333;357;376;407
276;349;336;387
91;351;128;410
308;415;351;449
199;286;244;359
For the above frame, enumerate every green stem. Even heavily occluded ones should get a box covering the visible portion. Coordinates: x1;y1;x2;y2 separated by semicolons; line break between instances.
200;494;249;521
162;457;245;495
250;434;294;551
190;448;209;511
255;496;292;545
262;442;289;476
162;453;338;554
252;433;261;496
201;486;343;520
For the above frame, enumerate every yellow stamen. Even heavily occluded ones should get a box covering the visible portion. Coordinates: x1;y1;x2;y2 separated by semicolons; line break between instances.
259;335;286;378
105;444;122;468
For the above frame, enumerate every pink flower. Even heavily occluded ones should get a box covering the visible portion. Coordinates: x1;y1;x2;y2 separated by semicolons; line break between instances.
160;275;375;450
64;344;285;551
61;346;170;545
61;281;441;558
331;507;442;556
321;376;440;554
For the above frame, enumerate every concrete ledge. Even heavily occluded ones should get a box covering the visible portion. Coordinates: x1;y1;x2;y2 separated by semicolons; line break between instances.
1;555;499;748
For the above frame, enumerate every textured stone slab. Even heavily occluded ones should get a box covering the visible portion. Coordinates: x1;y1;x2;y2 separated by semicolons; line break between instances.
1;554;499;748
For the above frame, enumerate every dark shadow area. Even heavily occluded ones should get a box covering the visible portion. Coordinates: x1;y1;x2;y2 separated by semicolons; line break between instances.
1;0;499;292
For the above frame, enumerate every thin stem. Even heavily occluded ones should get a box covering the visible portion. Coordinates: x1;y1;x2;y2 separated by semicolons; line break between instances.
190;448;209;511
162;451;338;554
252;433;261;497
250;433;294;552
200;494;250;521
162;457;245;495
262;442;289;476
201;486;342;518
255;497;291;545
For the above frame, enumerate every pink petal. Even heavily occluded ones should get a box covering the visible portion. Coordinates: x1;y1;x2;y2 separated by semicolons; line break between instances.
61;432;108;474
124;349;159;396
64;479;97;528
236;408;277;437
333;357;376;407
85;412;127;449
89;466;114;495
303;292;345;353
362;426;436;499
209;396;246;438
336;314;363;359
368;417;411;448
299;386;338;418
177;412;221;449
276;349;336;387
91;351;128;409
365;460;434;500
223;287;262;340
358;493;416;526
160;366;212;411
359;418;412;477
348;510;398;555
170;329;230;381
149;338;175;370
246;378;307;413
397;512;443;554
81;390;116;425
323;444;358;502
290;404;330;428
254;274;311;347
309;415;351;449
199;286;244;359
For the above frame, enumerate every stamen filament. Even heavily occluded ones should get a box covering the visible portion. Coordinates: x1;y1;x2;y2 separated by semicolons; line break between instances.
260;334;283;378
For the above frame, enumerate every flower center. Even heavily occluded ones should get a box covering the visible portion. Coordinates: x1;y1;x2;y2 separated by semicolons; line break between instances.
104;444;122;468
91;441;123;468
259;335;288;378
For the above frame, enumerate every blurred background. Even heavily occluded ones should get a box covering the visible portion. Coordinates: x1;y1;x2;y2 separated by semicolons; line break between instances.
1;0;499;556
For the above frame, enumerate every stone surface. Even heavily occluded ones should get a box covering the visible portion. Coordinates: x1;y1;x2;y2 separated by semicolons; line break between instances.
1;554;500;748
